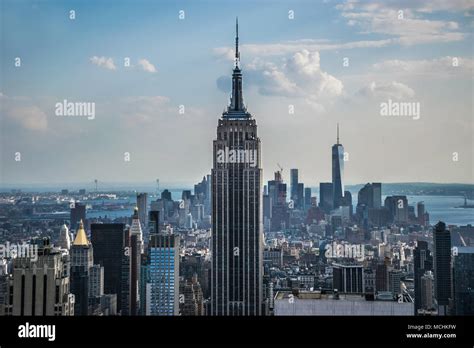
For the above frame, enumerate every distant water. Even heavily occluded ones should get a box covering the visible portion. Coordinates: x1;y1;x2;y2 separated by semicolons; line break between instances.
85;193;473;226
404;195;474;226
85;189;186;220
2;186;472;226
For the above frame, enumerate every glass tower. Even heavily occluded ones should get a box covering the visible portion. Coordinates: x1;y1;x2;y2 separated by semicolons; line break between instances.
146;233;180;316
332;124;344;209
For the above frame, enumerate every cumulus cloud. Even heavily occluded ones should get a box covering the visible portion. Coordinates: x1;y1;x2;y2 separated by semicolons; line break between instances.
357;81;415;100
90;56;117;70
1;93;48;131
137;59;157;73
218;50;343;111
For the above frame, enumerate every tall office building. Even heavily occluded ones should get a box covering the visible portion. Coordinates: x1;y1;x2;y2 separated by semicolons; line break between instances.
121;228;131;315
136;193;148;232
333;262;364;294
357;183;382;228
420;271;435;310
388;269;403;297
452;246;474;315
342;190;353;217
70;203;86;231
332;124;344;209
304;187;312;211
211;19;263;315
433;221;452;315
161;189;172;201
91;223;126;312
267;171;289;232
6;238;74;316
297;183;304;210
58;223;71;250
179;274;205;316
149;210;160;235
88;264;104;299
70;220;93;315
129;208;144;315
146;233;180;315
375;262;389;293
384;196;409;224
357;183;382;209
290;169;299;204
414;240;432;315
319;182;333;213
417;202;426;226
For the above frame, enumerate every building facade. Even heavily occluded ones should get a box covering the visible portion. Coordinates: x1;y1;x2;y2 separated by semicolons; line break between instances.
211;19;263;315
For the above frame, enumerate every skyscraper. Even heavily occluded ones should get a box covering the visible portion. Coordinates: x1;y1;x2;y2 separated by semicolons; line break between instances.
384;196;409;224
146;233;180;315
388;269;403;297
414;240;432;315
357;183;382;209
452;246;474;315
433;221;452;315
304;187;312;211
417;201;426;226
70;203;86;231
290;169;298;204
332;124;344;209
267;171;289;232
136;193;148;232
7;238;74;316
70;220;93;315
58;223;71;250
332;262;364;294
211;19;263;315
91;223;126;312
420;271;435;310
319;182;333;213
297;182;304;210
129;208;144;315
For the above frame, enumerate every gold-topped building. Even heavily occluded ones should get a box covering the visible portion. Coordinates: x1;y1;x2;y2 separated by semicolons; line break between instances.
71;219;93;315
73;219;90;246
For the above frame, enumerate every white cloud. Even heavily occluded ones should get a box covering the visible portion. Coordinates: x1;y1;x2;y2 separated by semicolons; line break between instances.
337;0;474;14
90;56;117;70
372;56;474;76
1;94;48;131
357;81;415;100
214;39;393;59
336;0;467;46
234;50;343;110
137;59;157;73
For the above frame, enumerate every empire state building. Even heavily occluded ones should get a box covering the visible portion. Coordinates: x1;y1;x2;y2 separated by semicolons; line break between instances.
211;19;263;316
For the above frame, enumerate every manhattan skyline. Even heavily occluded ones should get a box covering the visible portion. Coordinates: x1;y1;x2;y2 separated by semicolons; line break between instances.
1;0;473;186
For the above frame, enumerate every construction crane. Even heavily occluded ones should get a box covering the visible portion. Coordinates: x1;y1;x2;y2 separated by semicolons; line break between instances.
277;163;284;174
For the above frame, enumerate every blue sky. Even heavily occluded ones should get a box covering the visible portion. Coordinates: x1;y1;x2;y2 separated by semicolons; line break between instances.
1;0;473;186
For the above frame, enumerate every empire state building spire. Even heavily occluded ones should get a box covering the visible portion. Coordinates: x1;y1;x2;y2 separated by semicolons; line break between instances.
235;17;240;67
227;17;246;115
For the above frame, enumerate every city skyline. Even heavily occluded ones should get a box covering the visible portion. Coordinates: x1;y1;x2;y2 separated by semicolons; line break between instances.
1;0;473;186
1;1;474;345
